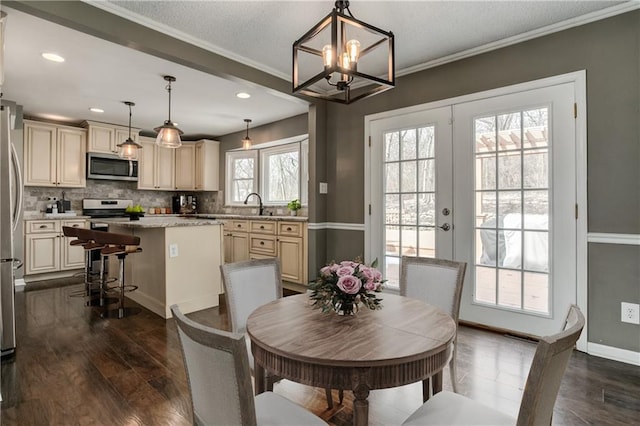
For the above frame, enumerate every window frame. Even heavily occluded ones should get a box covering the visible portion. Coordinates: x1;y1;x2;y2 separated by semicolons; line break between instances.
225;150;258;206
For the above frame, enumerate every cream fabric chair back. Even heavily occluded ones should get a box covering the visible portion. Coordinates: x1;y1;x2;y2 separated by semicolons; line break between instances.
170;304;257;426
221;258;283;334
516;304;585;426
400;256;466;322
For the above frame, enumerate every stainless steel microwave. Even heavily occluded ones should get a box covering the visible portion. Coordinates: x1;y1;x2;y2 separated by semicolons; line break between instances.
87;152;138;181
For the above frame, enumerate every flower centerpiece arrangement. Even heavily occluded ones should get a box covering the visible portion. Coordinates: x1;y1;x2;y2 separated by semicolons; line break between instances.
309;258;384;315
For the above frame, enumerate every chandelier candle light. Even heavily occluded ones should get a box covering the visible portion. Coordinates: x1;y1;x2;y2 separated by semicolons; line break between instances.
154;75;183;148
117;101;143;160
309;259;385;315
293;0;394;104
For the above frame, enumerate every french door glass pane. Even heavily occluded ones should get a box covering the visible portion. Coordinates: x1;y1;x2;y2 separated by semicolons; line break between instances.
383;125;437;287
474;107;550;314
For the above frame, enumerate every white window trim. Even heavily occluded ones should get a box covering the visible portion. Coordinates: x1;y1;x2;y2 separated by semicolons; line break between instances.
260;142;302;206
225;150;258;206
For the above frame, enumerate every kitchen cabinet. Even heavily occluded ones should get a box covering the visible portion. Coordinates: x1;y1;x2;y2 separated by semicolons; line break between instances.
223;218;307;284
223;220;249;263
24;219;87;276
175;143;196;190
24;120;86;188
175;140;220;191
138;136;176;190
83;120;140;155
276;221;306;283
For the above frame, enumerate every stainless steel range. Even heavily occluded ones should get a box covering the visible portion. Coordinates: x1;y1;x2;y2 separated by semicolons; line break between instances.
83;199;133;272
82;199;133;221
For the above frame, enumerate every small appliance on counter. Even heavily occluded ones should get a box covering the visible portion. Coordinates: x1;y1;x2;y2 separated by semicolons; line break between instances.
172;194;197;214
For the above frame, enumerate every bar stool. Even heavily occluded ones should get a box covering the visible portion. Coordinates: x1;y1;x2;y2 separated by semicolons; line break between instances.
92;230;143;319
73;227;119;307
63;226;104;303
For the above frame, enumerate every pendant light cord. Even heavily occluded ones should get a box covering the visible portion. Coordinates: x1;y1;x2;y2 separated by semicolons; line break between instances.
128;103;132;139
166;80;172;123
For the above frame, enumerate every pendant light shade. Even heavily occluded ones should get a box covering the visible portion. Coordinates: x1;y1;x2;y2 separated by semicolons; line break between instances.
242;119;252;150
154;75;183;148
117;101;143;160
293;0;395;104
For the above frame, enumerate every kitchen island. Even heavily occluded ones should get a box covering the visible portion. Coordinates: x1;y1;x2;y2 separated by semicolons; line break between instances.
95;216;223;319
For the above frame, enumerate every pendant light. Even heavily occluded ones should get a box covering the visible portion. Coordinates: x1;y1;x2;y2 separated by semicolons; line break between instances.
154;75;183;148
293;0;395;104
117;101;143;160
242;119;252;150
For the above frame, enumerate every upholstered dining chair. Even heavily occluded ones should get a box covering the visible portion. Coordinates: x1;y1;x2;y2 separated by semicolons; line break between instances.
400;256;467;393
170;304;327;426
401;304;585;426
220;258;341;409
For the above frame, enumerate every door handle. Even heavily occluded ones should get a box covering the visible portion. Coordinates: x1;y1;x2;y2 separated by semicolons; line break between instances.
439;223;451;231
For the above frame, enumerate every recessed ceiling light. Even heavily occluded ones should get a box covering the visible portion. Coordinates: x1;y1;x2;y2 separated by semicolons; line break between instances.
42;52;65;63
89;107;104;113
236;92;251;99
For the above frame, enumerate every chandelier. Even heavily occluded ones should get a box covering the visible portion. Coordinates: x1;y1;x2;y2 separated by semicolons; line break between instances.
292;0;394;104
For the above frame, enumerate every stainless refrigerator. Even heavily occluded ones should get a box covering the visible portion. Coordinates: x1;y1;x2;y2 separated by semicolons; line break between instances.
1;101;24;357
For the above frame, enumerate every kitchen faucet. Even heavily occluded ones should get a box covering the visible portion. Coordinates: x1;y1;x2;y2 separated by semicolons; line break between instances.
243;192;264;216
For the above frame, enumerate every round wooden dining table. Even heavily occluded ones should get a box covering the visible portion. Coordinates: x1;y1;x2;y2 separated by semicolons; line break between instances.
246;293;456;426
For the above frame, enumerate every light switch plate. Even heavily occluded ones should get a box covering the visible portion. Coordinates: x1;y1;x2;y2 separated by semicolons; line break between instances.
319;182;328;194
169;244;179;258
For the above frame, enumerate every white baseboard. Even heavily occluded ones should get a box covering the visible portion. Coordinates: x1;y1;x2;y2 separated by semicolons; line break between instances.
126;290;220;319
125;291;166;319
587;342;640;366
14;278;26;289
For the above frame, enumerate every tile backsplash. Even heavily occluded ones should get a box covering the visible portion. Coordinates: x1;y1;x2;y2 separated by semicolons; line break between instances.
23;180;220;214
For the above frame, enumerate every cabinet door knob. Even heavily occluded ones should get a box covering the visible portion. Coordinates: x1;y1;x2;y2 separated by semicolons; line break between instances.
237;224;241;228
287;227;292;231
260;225;264;229
260;241;264;245
73;224;79;227
39;225;47;229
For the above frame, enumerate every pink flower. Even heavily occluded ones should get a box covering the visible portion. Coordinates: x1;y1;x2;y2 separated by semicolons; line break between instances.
337;275;362;294
320;265;333;277
364;280;377;291
336;265;355;277
340;260;358;268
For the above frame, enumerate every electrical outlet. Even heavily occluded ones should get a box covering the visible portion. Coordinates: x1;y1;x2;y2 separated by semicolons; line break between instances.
621;302;640;324
169;244;179;258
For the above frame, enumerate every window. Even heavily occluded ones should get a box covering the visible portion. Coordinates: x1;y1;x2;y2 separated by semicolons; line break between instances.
226;150;257;205
225;136;308;206
261;144;300;205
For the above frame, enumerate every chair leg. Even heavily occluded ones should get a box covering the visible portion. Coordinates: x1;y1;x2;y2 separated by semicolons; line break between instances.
450;345;458;393
338;389;344;404
325;388;334;410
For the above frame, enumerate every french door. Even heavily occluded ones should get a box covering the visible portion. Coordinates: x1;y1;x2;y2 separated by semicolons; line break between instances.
368;107;452;287
367;80;579;337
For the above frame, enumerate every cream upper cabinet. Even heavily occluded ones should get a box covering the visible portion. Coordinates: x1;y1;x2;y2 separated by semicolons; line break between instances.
174;140;219;191
138;136;175;190
195;140;219;191
24;120;86;188
84;120;140;154
175;143;196;190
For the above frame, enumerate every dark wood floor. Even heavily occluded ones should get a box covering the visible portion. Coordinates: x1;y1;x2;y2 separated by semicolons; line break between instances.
2;282;639;425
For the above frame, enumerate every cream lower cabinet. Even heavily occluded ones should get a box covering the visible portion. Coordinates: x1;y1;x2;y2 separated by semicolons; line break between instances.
138;136;176;190
25;219;87;276
24;120;86;188
223;220;250;263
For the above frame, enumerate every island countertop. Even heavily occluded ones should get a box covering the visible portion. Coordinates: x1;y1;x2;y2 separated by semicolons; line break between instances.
89;216;222;228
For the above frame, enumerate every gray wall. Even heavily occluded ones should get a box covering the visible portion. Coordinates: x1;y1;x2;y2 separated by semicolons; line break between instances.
321;11;640;350
10;2;639;352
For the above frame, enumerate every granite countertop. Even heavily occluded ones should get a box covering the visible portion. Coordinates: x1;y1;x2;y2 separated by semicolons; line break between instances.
24;213;90;220
90;216;223;228
190;213;308;222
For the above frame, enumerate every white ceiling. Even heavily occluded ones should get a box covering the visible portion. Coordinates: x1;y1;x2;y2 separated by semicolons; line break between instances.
1;1;634;138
